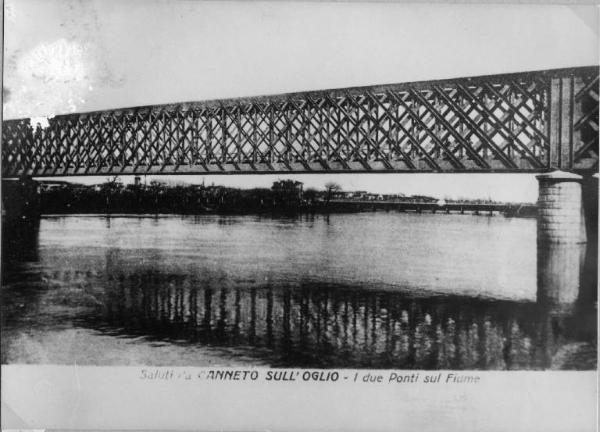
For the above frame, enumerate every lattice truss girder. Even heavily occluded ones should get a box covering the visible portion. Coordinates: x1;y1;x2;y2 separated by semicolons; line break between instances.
572;72;599;167
2;67;598;176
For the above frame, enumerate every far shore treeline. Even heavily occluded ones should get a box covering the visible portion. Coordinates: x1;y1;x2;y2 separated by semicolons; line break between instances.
1;176;536;219
40;178;315;214
30;177;521;215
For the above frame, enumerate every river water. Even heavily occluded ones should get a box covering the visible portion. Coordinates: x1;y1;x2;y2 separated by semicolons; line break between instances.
1;213;596;369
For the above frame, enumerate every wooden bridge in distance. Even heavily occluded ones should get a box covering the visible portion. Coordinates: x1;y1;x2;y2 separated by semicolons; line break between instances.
326;199;536;216
2;66;598;178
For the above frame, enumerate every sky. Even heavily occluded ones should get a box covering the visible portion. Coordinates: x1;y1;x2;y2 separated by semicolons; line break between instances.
3;1;598;202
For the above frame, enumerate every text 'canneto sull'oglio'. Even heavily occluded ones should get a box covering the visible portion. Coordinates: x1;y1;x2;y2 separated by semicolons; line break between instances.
139;369;481;384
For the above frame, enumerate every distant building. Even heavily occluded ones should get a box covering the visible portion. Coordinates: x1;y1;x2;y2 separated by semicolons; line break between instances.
330;191;346;200
38;180;73;191
409;194;438;203
271;180;303;200
363;193;382;201
270;180;304;208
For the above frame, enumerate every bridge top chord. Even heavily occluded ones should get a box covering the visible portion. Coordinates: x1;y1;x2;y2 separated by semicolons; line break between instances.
2;66;598;177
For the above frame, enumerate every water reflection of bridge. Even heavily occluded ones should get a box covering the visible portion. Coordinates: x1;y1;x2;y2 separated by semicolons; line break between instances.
83;240;594;369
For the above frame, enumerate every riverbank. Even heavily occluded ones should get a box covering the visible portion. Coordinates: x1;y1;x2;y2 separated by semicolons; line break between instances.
3;178;536;219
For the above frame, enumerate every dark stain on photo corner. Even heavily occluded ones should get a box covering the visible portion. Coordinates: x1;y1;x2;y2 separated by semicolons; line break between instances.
1;212;596;369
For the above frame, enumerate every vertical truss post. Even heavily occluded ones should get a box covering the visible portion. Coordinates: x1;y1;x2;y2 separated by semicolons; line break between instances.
221;108;227;165
549;76;575;171
268;105;274;164
191;110;198;165
251;107;258;164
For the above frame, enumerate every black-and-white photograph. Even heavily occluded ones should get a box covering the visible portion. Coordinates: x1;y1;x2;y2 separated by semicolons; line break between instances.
1;1;597;374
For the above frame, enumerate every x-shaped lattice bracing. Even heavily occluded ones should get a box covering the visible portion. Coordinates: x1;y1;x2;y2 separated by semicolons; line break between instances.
2;67;598;177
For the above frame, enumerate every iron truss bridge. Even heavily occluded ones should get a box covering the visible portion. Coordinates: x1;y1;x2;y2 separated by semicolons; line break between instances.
2;66;598;177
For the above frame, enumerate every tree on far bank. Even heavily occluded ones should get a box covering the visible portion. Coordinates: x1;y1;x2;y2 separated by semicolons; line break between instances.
324;182;341;205
304;187;318;203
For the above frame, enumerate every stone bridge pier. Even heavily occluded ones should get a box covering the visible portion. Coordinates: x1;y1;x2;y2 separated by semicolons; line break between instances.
536;170;597;244
1;176;41;224
536;170;598;308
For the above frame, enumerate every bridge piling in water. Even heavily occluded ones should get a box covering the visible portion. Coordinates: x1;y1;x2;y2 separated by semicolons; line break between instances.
537;241;585;309
1;177;41;224
536;171;586;244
